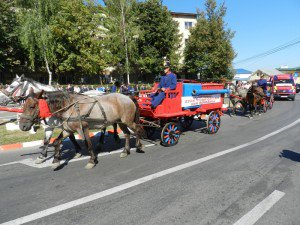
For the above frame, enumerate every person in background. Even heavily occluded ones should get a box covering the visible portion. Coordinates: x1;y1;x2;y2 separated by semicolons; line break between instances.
74;85;81;93
257;74;268;94
111;83;117;93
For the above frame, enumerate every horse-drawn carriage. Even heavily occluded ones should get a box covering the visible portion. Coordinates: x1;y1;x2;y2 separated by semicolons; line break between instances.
137;80;229;146
228;80;274;117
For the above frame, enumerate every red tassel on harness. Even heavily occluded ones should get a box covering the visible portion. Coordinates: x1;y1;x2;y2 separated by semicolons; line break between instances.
38;99;52;119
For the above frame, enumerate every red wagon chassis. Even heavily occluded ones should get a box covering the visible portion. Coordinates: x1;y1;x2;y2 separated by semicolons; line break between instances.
137;80;228;146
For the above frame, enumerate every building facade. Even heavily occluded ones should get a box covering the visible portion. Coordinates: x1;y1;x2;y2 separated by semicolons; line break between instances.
171;12;198;63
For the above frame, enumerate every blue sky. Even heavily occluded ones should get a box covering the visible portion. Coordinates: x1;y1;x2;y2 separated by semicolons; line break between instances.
99;0;300;71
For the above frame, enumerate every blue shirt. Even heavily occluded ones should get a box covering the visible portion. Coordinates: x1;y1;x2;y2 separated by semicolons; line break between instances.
158;73;177;90
257;79;267;91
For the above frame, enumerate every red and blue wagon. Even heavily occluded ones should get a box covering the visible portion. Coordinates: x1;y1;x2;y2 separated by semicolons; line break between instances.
138;80;229;146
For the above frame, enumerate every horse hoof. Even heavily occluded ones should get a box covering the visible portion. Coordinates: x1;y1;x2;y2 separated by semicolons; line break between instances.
136;149;145;153
120;152;128;158
35;156;46;164
85;163;96;169
52;162;60;170
73;153;82;159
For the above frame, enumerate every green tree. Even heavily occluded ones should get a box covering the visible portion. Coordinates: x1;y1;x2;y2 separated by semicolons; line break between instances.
16;0;60;85
184;0;235;81
104;0;140;84
0;0;26;74
52;0;110;79
134;0;181;79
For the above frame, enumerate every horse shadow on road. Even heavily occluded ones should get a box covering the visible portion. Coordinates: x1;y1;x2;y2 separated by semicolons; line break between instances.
279;150;300;162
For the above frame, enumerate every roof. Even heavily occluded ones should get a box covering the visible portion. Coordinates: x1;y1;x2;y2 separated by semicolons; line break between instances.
171;12;198;19
235;68;252;74
252;68;284;76
277;67;300;72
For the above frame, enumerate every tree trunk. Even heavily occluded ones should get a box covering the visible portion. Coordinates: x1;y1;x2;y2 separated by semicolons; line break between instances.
120;2;130;84
44;55;52;85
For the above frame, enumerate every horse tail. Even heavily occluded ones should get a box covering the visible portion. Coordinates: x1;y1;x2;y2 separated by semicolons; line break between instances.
129;95;146;138
129;95;140;124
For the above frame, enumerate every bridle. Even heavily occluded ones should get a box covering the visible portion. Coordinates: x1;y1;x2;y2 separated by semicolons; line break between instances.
19;97;40;124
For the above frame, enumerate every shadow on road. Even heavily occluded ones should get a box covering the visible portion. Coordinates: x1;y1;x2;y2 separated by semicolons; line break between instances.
279;150;300;162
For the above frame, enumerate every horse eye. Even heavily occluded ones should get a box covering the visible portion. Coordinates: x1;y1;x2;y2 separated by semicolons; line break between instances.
30;106;36;109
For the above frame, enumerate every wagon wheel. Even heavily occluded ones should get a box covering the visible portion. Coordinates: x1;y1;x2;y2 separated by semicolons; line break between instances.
144;127;156;138
263;100;267;113
206;111;221;134
268;99;273;109
161;122;181;147
233;100;245;116
179;116;194;130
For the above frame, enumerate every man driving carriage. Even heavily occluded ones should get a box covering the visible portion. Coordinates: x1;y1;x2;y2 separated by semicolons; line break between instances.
150;60;177;109
257;74;268;94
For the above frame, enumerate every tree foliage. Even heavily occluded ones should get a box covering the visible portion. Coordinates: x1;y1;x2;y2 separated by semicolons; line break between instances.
52;0;109;76
0;0;26;73
16;0;60;84
104;0;141;83
134;0;181;78
184;0;235;81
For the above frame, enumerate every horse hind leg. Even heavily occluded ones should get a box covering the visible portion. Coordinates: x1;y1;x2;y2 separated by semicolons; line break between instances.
118;123;131;158
69;133;82;159
126;122;144;154
113;123;121;144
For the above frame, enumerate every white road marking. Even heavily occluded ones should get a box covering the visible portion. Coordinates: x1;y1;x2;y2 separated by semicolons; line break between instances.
233;190;285;225
0;162;19;167
1;119;300;225
0;144;156;169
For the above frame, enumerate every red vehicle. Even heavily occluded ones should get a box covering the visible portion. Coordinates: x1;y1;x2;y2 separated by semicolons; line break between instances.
270;74;296;101
138;80;228;146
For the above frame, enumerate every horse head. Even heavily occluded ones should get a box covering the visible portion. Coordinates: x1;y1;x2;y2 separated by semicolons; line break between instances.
19;88;44;131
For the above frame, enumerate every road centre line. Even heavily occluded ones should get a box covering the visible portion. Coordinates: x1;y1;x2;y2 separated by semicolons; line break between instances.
233;190;285;225
1;118;300;225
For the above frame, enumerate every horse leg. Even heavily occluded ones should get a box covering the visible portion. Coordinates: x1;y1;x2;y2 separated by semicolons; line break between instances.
113;123;121;144
52;131;69;170
69;133;82;159
99;128;106;144
118;123;131;158
35;125;54;164
82;127;98;169
125;122;144;153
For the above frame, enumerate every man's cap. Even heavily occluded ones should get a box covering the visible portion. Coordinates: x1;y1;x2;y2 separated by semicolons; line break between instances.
163;60;171;68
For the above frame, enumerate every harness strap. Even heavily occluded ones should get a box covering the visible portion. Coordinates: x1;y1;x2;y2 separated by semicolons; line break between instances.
96;101;107;124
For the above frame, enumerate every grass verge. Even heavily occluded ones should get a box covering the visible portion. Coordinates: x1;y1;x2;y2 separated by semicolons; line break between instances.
0;121;106;145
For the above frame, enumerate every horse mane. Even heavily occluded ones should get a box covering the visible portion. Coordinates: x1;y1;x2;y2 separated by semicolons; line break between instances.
44;91;72;112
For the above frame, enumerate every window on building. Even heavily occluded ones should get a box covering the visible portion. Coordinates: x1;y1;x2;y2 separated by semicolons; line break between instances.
185;22;193;29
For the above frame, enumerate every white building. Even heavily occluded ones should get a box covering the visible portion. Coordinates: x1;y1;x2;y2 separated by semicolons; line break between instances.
171;12;198;63
233;69;252;83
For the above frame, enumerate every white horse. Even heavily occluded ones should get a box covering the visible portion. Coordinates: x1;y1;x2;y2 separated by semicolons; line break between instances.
3;75;119;164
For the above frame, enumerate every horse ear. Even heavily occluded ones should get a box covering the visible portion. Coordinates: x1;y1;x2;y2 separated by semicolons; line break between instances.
29;87;34;95
36;90;44;99
16;74;19;78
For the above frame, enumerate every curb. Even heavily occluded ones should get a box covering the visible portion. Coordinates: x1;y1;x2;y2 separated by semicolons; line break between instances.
0;128;123;151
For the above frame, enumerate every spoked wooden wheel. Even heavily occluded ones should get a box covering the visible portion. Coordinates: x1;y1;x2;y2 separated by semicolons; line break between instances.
206;111;221;134
263;100;267;113
161;122;181;147
268;100;273;109
179;116;194;130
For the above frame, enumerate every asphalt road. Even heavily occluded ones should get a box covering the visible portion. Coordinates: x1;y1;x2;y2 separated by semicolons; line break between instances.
1;96;300;225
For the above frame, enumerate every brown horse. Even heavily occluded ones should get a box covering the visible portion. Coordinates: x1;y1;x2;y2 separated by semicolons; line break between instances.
246;85;265;117
19;89;144;169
